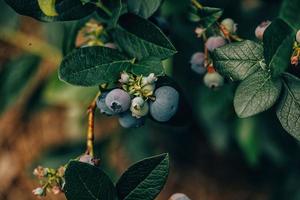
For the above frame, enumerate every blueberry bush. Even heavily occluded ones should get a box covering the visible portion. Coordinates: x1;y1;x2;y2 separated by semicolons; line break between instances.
1;0;300;199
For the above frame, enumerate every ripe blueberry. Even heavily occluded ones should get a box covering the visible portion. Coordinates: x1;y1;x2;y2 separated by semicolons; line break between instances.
96;92;114;116
169;193;191;200
203;71;224;88
150;86;179;122
205;36;226;52
118;112;145;128
105;89;131;114
130;97;149;118
296;30;300;43
190;52;206;74
255;20;271;40
221;18;237;33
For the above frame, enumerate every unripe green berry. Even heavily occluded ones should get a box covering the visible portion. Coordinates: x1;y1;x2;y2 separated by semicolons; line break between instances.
169;193;191;200
221;18;237;33
130;97;149;118
203;71;224;88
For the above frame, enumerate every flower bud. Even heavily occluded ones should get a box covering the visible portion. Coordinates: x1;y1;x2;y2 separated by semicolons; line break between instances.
296;30;300;43
119;72;130;83
169;193;191;200
130;97;149;118
32;187;45;196
221;18;237;33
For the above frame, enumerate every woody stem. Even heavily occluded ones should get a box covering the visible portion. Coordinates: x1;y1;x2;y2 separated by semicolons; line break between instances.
86;92;100;157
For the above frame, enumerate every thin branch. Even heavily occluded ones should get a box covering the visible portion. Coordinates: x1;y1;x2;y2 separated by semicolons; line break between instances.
191;0;203;9
85;92;100;157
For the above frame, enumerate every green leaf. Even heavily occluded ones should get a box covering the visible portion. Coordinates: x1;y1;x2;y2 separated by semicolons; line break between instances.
59;46;133;86
114;13;177;60
234;71;282;118
263;18;294;77
127;0;162;18
131;57;165;76
212;40;265;81
279;0;300;31
64;161;117;200
276;73;300;140
192;7;223;29
4;0;95;22
0;54;40;114
96;0;123;28
116;153;169;200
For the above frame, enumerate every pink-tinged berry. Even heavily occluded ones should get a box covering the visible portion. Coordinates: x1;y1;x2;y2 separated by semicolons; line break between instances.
296;30;300;43
205;36;226;52
255;20;271;40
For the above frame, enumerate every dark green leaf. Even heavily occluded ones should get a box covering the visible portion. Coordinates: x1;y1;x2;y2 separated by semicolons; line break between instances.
64;161;117;200
279;0;300;31
263;18;294;77
234;71;282;118
4;0;95;22
131;57;165;76
127;0;162;18
212;40;265;81
193;7;223;29
116;153;169;200
96;0;123;28
276;73;300;140
0;54;40;114
59;46;133;86
114;13;177;60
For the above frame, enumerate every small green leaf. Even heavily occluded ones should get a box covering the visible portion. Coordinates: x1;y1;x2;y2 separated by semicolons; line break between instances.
59;46;133;86
4;0;95;22
234;71;282;118
263;18;294;77
276;73;300;140
192;7;223;29
116;153;169;200
279;0;300;31
114;13;177;60
0;54;40;114
212;40;265;81
96;0;123;28
127;0;162;18
37;0;58;16
131;57;165;76
64;161;117;200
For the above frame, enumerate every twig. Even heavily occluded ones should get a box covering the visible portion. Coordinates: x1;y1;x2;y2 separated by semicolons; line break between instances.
191;0;203;9
85;92;100;156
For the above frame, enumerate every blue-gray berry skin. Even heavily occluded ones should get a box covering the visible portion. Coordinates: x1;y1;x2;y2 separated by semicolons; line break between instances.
150;86;179;122
96;92;114;116
190;52;206;74
118;112;145;128
105;89;131;114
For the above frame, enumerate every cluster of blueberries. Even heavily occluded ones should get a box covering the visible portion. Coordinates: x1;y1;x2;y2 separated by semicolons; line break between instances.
96;72;180;128
189;18;238;88
189;18;275;88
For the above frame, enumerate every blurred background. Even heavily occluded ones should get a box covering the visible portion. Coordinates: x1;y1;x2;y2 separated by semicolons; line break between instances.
1;0;300;199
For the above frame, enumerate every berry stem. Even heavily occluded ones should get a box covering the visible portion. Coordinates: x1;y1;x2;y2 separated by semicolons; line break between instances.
86;92;101;157
191;0;203;9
